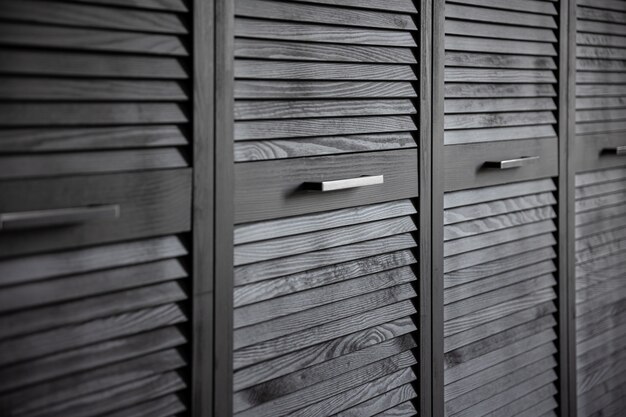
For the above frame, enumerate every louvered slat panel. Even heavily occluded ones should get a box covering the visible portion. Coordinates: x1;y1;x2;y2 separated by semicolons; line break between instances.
443;179;559;417
444;0;559;146
0;0;191;178
0;236;189;416
233;0;419;161
575;167;626;416
232;199;419;416
575;0;626;173
0;1;192;414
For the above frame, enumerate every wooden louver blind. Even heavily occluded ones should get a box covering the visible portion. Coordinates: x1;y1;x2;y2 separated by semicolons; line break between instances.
233;200;419;416
575;167;626;417
0;0;192;415
576;0;626;141
0;0;190;177
444;0;559;146
233;0;419;161
443;179;559;417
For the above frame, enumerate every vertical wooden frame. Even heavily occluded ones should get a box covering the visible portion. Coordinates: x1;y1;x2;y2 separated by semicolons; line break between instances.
564;0;578;415
557;0;571;415
213;0;235;415
431;0;446;416
419;0;434;415
192;0;216;415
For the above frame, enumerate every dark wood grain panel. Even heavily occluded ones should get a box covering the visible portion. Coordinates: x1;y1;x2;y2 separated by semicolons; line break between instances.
234;133;418;161
235;266;416;328
234;199;416;244
235;18;417;47
0;77;187;101
0;125;188;152
444;138;558;191
0;49;188;79
233;317;416;391
443;178;559;413
234;248;416;306
0;327;185;393
0;170;191;258
234;333;415;403
0;0;188;34
0;23;188;56
235;150;418;223
235;351;416;417
0;1;193;415
234;38;417;63
235;216;416;265
0;103;188;126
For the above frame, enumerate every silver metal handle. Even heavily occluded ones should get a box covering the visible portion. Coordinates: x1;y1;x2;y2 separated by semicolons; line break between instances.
0;204;120;231
303;175;384;192
602;146;626;156
484;156;540;170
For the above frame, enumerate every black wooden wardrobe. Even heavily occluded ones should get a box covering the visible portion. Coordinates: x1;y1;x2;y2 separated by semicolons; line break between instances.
0;0;625;416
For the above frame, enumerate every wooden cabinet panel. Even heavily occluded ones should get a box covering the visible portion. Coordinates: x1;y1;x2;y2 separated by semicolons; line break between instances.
0;170;191;258
235;149;418;223
232;199;419;416
444;0;559;147
233;0;418;162
443;179;559;417
0;236;189;416
575;0;626;173
232;1;421;413
0;1;193;415
444;137;558;191
575;167;626;416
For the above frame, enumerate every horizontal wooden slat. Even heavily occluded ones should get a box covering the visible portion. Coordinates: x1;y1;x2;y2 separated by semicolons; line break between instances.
0;23;188;56
0;78;187;101
233;316;416;390
236;0;417;30
234;38;417;63
235;18;417;47
0;49;188;79
0;0;188;34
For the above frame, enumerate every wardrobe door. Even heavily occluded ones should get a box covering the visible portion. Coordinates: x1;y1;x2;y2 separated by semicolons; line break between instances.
574;1;626;415
231;0;422;415
0;1;193;415
442;180;560;417
441;0;562;416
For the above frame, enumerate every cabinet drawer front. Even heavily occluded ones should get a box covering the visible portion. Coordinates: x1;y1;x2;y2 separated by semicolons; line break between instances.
574;133;626;173
235;150;418;223
444;137;558;192
0;169;191;258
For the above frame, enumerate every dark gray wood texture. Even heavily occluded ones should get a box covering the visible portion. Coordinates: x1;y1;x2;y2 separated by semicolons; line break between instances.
232;0;419;163
231;1;422;414
0;0;194;415
235;149;419;223
575;167;626;417
442;178;560;417
232;200;419;416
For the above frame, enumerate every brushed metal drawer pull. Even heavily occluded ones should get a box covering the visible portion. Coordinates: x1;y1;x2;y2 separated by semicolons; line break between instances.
303;175;384;192
484;156;540;170
602;146;626;156
0;204;120;231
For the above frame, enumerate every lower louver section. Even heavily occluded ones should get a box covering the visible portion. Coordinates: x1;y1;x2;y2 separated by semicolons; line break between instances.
443;179;559;417
0;236;189;416
575;167;626;417
233;199;420;416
